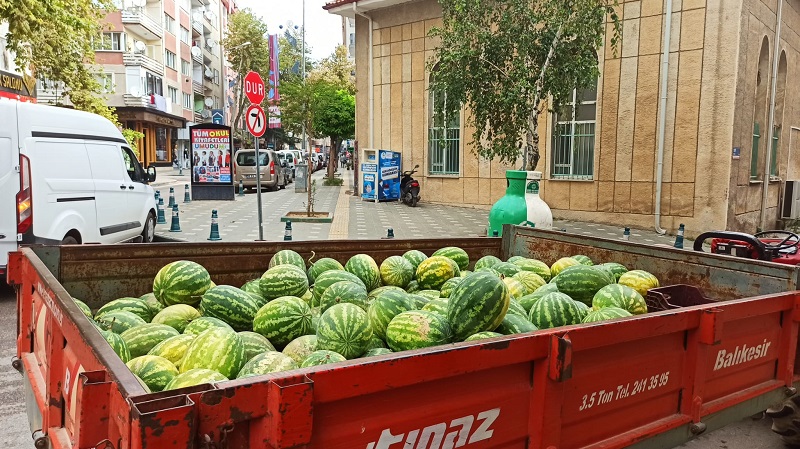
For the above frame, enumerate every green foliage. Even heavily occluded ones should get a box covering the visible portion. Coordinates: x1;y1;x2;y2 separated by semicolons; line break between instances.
323;177;344;186
278;27;314;83
122;128;145;157
310;45;355;95
429;0;620;170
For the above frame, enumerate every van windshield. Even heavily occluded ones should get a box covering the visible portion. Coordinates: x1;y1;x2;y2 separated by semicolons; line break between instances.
236;152;268;166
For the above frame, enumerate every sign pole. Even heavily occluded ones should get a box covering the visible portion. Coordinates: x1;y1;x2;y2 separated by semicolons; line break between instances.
243;71;267;241
254;137;264;241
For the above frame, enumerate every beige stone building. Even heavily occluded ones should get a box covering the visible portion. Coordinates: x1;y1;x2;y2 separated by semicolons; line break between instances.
325;0;800;235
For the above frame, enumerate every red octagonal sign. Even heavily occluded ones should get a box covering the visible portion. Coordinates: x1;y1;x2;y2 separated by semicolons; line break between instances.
243;71;265;104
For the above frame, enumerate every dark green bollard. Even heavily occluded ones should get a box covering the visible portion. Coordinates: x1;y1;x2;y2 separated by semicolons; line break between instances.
169;204;181;232
284;221;292;241
208;209;221;241
168;187;176;208
184;184;191;203
238;180;245;197
156;197;167;224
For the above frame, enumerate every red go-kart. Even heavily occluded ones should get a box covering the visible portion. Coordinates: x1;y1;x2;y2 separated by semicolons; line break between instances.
693;230;800;265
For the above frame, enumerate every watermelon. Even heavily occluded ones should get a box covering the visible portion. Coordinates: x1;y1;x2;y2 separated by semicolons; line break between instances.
319;281;368;312
367;290;416;340
241;279;263;297
310;307;322;333
151;304;201;333
512;271;546;295
282;335;319;365
236;351;298;378
618;270;660;297
345;254;382;291
446;271;510;341
307;257;344;283
140;292;164;314
260;264;309;300
550;257;580;277
316;303;373;359
554;264;614;305
402;250;428;272
96;310;147;334
593;265;618;285
126;355;178;392
312;270;366;302
120;323;180;358
422;298;449;316
465;331;503;341
503;278;527;299
433;246;470;270
439;277;464;299
95;297;153;322
133;374;152;393
405;280;420;293
407;293;429;309
148;334;196;367
416;256;457;290
416;289;442;300
475;267;501;277
474;255;502;270
364;336;387;351
583;307;633;323
301;350;347;367
600;262;629;281
199;285;261;331
573;300;590;321
269;249;306;271
592;284;648;315
368;285;406;300
507;256;525;263
239;331;276;361
572;255;594;266
152;260;213;307
507;298;528;317
491;262;522;277
459;270;472;277
72;298;93;319
379;256;415;288
183;316;234;335
253;296;313;348
386;310;452;351
181;327;246;379
165;368;227;390
528;292;584;329
363;348;393;357
512;259;552;282
100;330;131;363
495;314;538;335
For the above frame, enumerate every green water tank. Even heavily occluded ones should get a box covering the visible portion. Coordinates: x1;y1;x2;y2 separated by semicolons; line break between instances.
488;170;529;237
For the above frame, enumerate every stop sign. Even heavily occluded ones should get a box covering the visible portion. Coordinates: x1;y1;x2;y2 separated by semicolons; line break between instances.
243;71;265;104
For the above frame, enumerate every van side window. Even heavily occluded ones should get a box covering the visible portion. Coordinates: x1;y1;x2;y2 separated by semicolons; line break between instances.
121;147;145;182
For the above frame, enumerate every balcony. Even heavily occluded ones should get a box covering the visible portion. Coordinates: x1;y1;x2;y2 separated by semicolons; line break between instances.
124;93;169;113
192;80;203;94
123;52;165;76
121;10;163;41
192;20;203;35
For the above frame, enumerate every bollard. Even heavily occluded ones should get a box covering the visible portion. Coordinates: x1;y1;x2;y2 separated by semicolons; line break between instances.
623;227;630;241
156;197;167;224
168;187;176;208
169;204;181;232
183;184;191;203
284;221;292;241
674;223;685;249
387;228;395;239
238;180;245;197
492;230;499;237
207;209;221;241
154;190;160;202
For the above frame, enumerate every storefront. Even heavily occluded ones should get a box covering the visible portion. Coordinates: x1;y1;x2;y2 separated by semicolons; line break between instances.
117;109;186;167
0;69;37;103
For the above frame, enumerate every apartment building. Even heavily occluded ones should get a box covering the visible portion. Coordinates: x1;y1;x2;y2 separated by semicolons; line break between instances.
342;16;356;61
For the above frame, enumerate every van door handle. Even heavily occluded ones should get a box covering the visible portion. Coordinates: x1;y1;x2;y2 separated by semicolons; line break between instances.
0;234;5;240
119;185;126;189
128;185;135;190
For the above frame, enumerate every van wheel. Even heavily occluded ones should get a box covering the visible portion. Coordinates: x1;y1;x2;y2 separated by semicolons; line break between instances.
141;212;156;243
61;236;79;245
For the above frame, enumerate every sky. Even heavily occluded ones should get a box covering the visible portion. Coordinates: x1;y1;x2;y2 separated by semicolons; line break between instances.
236;0;343;61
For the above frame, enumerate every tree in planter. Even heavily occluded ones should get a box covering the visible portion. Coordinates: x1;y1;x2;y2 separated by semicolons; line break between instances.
429;0;621;171
314;88;355;181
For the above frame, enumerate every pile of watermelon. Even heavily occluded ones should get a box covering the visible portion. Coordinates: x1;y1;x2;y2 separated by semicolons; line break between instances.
70;247;660;393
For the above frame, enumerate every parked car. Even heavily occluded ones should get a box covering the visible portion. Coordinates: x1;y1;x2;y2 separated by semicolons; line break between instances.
0;100;158;276
276;150;297;179
233;149;285;191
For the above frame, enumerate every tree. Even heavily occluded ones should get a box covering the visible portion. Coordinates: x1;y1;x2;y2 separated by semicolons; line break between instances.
315;88;355;179
429;0;620;171
222;9;269;139
310;45;355;95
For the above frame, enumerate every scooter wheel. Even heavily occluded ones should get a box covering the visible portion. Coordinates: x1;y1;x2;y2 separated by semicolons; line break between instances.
411;196;418;207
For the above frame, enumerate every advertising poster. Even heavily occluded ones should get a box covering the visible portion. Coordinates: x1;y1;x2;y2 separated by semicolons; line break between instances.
190;125;232;185
378;150;401;201
362;173;376;199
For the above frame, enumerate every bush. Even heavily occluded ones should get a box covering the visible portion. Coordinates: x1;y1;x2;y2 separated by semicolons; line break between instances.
323;177;344;186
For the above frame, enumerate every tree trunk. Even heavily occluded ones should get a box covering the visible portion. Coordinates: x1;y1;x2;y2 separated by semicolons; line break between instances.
327;138;339;180
524;115;540;171
307;134;314;216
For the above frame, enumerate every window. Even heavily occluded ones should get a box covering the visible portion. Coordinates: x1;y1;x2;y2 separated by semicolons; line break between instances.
213;68;219;85
752;37;770;180
168;86;178;104
181;59;191;76
165;50;177;70
95;73;114;93
164;14;176;34
428;82;460;175
550;83;597;180
144;72;163;96
93;32;124;51
182;92;192;109
180;26;191;45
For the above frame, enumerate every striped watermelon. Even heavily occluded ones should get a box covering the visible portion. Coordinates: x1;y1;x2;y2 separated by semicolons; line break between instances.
502;278;527;299
301;350;347;367
507;256;525;263
507;298;528;317
583;306;633;323
140;292;163;312
386;310;451;351
512;259;552;282
282;335;319;365
241;278;262;296
367;290;416;340
253;296;313;348
316;303;373;359
422;298;449;317
181;327;246;378
363;347;393;357
151;304;201;333
100;330;131;363
368;285;406;300
165;368;228;390
237;351;298;378
405;280;420;293
495;314;538;335
319;281;368;312
416;256;457;290
96;310;147;334
269;249;306;271
183;316;234;335
433;247;470;270
148;334;195;367
152;260;213;307
199;285;261;331
72;297;93;319
592;284;648;315
307;257;344;284
402;250;428;272
554;264;614;305
573;300;590;321
379;256;415;288
600;262;629;281
465;331;503;341
460;270;472;277
260;264;310;300
407;293;429;309
618;270;660;297
416;289;441;300
475;267;502;277
120;324;180;358
133;374;151;393
239;331;276;361
474;255;502;270
593;265;618;285
439;277;464;299
312;270;366;303
126;355;178;392
446;271;510;341
364;336;387;351
95;297;153;322
345;254;382;291
512;271;546;295
550;257;580;277
528;292;584;329
491;262;522;278
571;255;594;266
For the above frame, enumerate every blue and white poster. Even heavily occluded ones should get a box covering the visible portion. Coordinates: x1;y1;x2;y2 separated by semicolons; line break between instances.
362;174;376;199
378;150;401;201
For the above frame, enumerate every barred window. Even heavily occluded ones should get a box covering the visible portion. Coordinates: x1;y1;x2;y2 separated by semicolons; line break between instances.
550;82;597;180
428;84;460;175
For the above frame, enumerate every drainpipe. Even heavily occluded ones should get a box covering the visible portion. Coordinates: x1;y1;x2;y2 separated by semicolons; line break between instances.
654;0;673;235
353;3;374;149
759;0;784;231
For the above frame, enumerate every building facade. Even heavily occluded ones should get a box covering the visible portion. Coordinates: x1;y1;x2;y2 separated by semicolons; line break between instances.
325;0;800;235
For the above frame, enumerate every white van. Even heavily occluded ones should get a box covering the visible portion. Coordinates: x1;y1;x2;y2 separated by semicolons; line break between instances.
0;101;158;276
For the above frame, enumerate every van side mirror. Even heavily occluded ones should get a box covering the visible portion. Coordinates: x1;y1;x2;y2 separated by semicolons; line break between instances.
147;166;157;183
414;164;420;169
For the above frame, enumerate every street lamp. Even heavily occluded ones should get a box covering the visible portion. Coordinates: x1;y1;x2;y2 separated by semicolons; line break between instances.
278;1;307;153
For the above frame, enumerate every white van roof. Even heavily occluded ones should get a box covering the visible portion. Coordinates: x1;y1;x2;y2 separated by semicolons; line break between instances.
10;101;127;143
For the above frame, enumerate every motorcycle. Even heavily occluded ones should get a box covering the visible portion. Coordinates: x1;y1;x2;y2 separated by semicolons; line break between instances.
400;165;421;207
